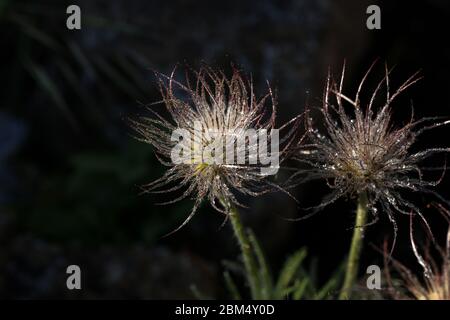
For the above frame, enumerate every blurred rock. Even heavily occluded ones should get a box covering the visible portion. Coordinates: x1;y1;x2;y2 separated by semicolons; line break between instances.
0;236;217;299
0;112;26;205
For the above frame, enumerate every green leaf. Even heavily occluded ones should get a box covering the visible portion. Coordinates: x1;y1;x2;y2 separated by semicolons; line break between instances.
275;248;307;299
190;284;209;300
24;59;78;129
314;277;338;300
308;257;319;293
222;260;244;276
223;271;242;300
56;59;96;109
67;40;97;79
293;278;310;300
247;229;273;299
95;56;138;97
9;13;59;50
314;261;346;300
115;53;150;95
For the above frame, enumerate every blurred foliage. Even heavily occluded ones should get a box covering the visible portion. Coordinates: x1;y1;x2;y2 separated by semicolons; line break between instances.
1;0;153;137
0;0;187;245
18;141;189;244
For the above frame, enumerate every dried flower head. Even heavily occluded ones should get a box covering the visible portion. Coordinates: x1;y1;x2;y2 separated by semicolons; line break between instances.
294;61;450;248
385;207;450;300
130;66;299;234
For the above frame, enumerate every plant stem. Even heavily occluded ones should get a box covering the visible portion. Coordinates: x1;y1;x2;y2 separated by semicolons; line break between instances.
339;192;368;300
224;200;260;299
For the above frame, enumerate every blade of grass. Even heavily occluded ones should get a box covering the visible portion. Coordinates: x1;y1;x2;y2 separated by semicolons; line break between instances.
247;229;273;299
67;40;97;80
190;284;209;300
223;271;242;300
315;261;346;300
275;248;307;298
9;13;59;50
115;53;150;95
95;56;139;98
293;278;310;300
56;59;96;109
222;260;245;276
24;58;78;130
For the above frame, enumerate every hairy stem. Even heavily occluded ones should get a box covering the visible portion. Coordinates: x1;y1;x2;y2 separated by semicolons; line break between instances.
339;192;368;300
224;200;260;299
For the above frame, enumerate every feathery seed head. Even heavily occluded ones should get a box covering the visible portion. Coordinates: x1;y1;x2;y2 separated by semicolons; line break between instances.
130;66;300;233
295;61;450;248
386;209;450;300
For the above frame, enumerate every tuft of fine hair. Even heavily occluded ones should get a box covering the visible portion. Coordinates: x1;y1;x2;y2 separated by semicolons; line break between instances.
130;65;301;235
292;61;450;253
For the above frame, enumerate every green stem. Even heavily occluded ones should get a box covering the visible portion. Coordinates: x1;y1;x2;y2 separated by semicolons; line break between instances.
339;192;368;300
224;200;260;299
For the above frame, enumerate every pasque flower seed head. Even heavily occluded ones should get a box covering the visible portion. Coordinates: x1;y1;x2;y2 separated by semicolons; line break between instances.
130;66;300;234
294;62;450;250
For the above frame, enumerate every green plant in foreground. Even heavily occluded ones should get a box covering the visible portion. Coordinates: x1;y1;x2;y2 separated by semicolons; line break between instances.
219;225;344;300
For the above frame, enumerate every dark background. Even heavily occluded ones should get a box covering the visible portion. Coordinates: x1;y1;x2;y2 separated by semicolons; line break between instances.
0;0;449;299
